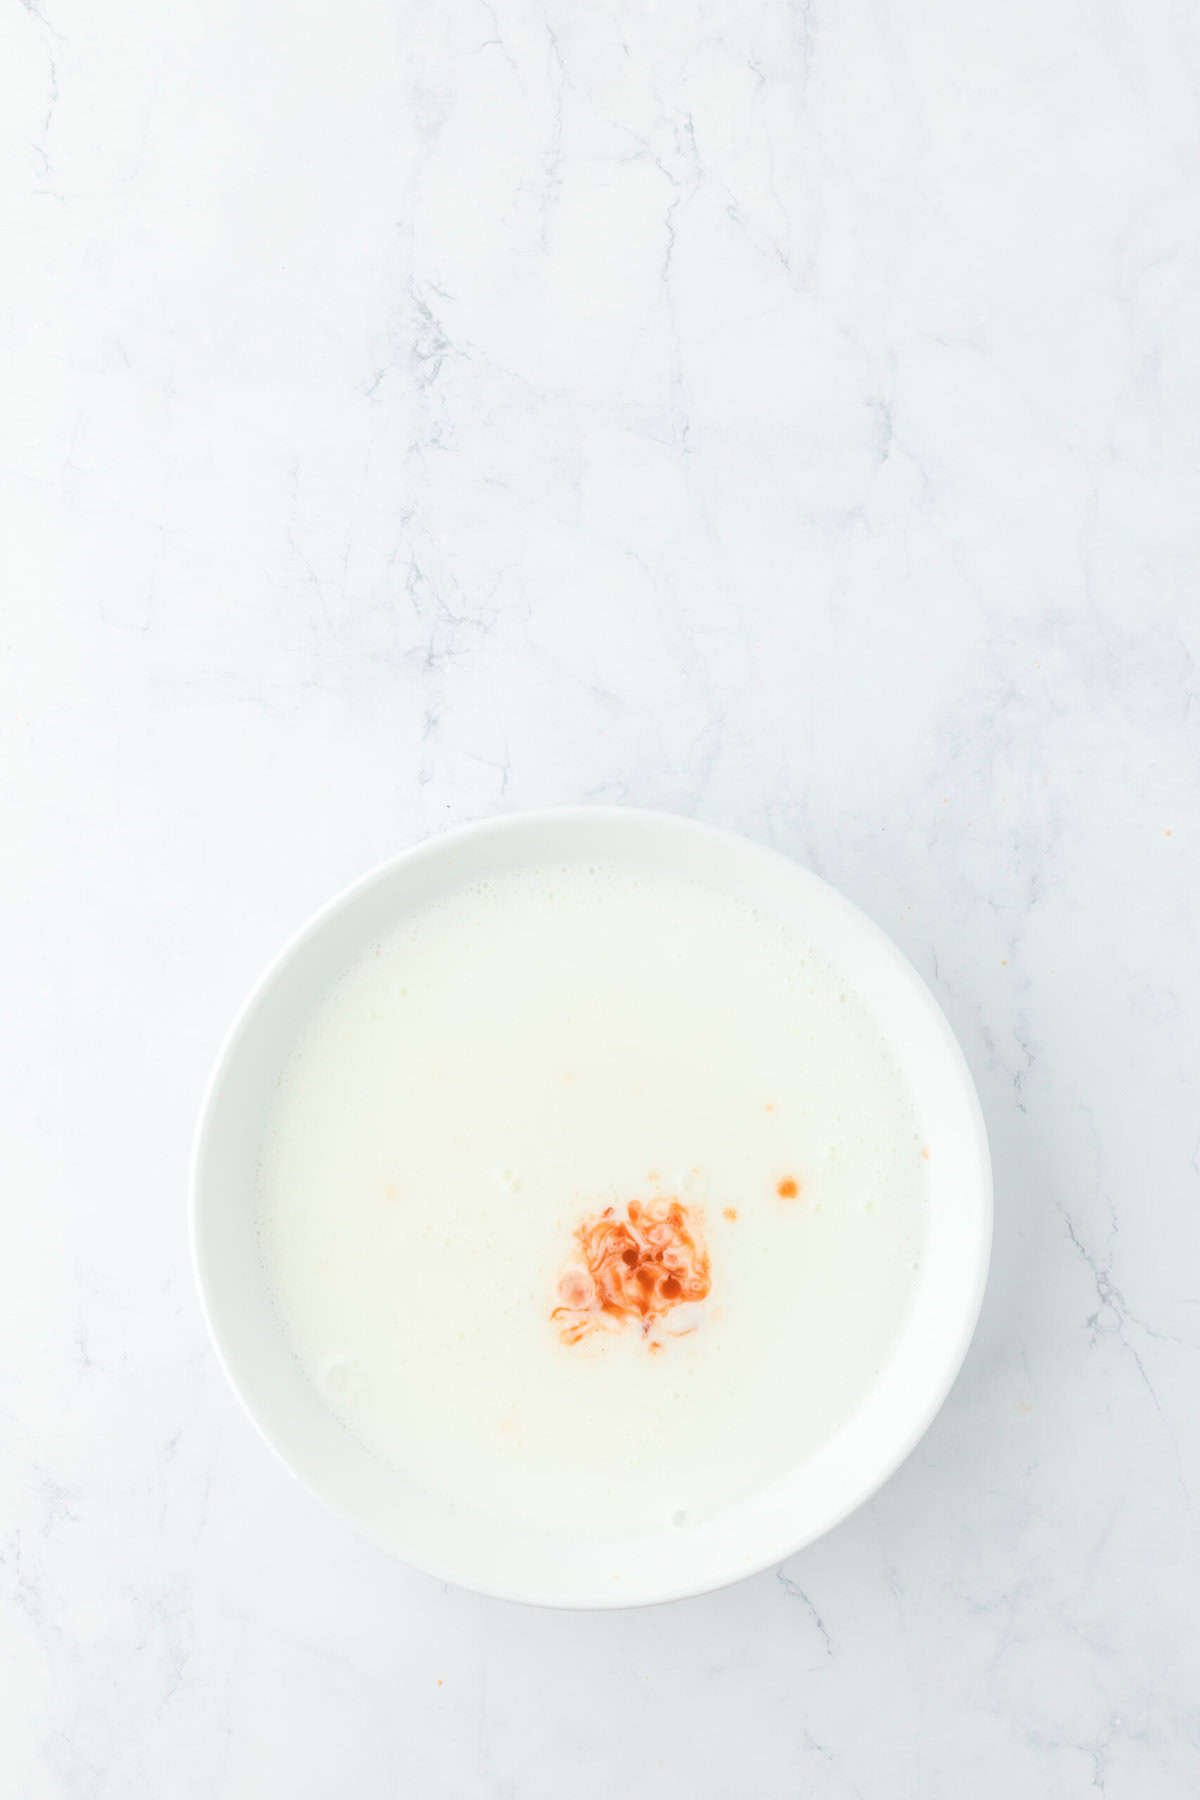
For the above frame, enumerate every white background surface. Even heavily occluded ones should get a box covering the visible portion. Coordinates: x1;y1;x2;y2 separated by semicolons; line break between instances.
2;0;1199;1794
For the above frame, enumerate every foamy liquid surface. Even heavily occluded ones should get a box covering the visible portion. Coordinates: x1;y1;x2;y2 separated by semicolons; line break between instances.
257;863;927;1538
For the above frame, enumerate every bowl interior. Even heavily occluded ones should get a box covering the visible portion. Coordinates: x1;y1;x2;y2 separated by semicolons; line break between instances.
191;810;991;1606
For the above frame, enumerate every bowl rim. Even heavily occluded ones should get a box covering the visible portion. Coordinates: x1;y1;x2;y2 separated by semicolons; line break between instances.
190;806;992;1608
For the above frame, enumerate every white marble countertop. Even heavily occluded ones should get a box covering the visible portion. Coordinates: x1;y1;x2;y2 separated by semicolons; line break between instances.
3;0;1199;1793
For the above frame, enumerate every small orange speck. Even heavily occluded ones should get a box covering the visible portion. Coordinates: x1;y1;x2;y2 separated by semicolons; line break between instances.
1164;828;1174;838
1000;958;1007;967
723;1206;738;1222
764;1102;775;1113
921;1146;931;1161
385;1182;398;1201
437;1678;444;1688
777;1177;799;1199
648;1169;661;1183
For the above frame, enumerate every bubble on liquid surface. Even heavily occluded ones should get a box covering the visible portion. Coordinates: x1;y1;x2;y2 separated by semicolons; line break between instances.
322;1354;364;1399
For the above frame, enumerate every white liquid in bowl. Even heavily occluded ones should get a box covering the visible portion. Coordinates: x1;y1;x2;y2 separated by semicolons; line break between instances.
256;863;927;1540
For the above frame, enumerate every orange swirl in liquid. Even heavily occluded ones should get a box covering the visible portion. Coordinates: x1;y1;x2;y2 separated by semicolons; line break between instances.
553;1197;711;1348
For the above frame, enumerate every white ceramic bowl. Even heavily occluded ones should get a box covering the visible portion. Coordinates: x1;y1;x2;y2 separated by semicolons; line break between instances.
191;809;991;1607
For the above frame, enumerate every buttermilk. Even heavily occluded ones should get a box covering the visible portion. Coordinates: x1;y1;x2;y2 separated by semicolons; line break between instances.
257;862;927;1540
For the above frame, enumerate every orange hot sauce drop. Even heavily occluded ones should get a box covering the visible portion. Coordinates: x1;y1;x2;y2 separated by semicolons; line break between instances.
777;1176;799;1199
553;1197;711;1348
